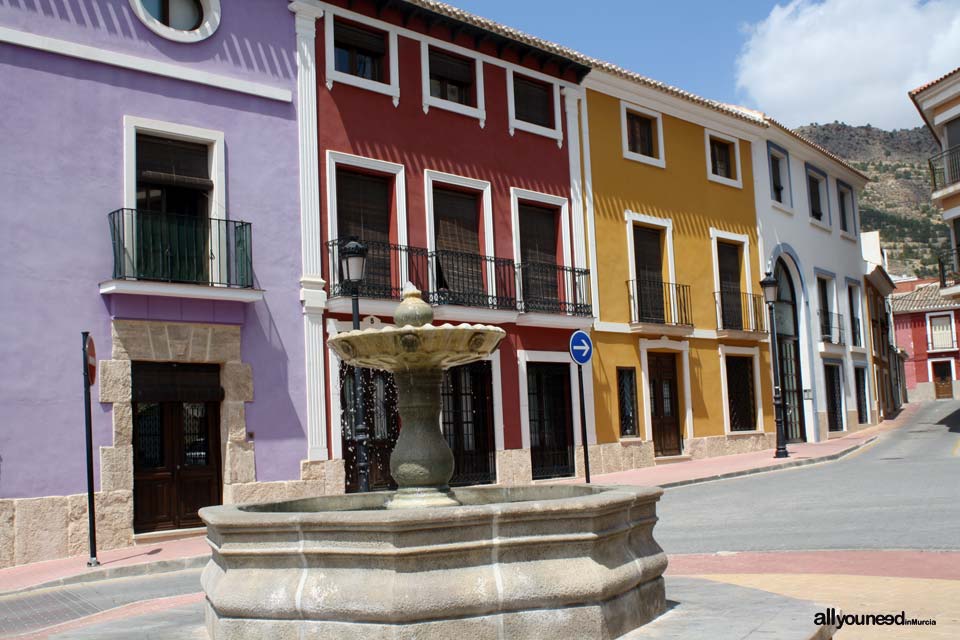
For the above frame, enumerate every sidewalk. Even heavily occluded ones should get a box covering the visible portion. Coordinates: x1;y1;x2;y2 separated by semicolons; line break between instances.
0;403;918;597
580;402;917;489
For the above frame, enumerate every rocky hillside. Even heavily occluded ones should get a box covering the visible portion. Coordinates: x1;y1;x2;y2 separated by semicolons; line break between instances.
793;123;946;277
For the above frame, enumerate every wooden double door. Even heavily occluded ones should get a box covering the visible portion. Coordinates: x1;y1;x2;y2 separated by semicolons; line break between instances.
132;363;223;533
648;353;682;457
933;361;954;399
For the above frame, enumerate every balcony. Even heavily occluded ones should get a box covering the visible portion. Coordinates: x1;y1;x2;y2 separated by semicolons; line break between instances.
929;145;960;194
627;279;693;331
326;239;592;321
101;208;261;302
715;290;766;334
819;311;846;345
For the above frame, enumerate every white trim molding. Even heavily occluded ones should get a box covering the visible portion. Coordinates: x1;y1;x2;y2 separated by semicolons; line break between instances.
624;211;676;324
419;41;486;126
638;337;693;446
98;279;264;303
927;357;957;384
0;25;290;102
718;344;765;434
510;187;572;321
424;169;494;298
506;68;564;146
516;350;596;452
704;128;743;189
323;8;400;106
129;0;221;43
620;101;666;168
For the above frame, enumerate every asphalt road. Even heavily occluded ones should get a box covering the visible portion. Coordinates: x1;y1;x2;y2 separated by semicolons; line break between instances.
655;400;960;554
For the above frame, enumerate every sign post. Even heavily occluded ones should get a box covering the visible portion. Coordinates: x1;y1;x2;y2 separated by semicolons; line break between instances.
569;330;593;484
81;332;99;568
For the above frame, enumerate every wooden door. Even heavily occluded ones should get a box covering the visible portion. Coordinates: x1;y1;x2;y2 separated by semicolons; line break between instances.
133;400;221;533
649;353;681;456
933;362;954;399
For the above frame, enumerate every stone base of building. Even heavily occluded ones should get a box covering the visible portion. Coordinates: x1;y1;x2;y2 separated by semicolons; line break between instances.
683;432;776;460
908;381;960;403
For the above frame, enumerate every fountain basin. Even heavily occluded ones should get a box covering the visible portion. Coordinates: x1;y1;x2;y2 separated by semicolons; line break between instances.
200;484;667;639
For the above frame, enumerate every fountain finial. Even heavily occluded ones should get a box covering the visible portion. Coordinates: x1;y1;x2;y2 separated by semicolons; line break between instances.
394;282;433;328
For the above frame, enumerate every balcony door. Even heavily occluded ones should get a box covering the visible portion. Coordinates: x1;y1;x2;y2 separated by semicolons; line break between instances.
433;187;484;305
633;226;665;323
132;363;222;533
336;170;394;298
718;242;742;329
134;135;212;284
519;203;560;312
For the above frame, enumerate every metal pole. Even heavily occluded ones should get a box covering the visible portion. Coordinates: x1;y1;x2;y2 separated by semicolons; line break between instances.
81;332;100;567
766;304;789;459
352;287;370;492
577;363;591;483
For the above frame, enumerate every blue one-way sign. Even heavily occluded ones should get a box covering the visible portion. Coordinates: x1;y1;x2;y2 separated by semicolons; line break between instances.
569;330;593;365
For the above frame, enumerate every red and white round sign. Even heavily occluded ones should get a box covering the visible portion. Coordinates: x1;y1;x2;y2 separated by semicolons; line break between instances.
86;336;96;385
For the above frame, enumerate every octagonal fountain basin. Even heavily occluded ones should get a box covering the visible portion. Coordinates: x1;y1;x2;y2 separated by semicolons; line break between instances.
200;484;667;640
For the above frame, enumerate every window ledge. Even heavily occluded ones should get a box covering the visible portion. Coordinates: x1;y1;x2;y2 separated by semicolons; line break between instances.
770;200;794;216
809;217;832;233
840;231;857;242
509;118;563;145
99;279;264;303
423;96;486;125
326;69;400;105
726;430;765;436
927;346;959;354
623;150;665;168
707;173;742;189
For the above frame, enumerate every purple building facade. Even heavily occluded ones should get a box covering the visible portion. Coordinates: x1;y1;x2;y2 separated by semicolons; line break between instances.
0;0;339;566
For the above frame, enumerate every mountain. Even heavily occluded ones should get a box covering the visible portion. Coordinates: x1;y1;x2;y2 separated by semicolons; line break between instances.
793;123;946;277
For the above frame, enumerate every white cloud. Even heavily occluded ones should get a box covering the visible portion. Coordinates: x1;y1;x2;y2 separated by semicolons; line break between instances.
736;0;960;129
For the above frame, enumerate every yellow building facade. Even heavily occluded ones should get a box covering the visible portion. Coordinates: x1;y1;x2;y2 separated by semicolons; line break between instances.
582;72;776;469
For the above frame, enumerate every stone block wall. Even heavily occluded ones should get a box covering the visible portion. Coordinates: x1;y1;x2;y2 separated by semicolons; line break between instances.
684;432;776;460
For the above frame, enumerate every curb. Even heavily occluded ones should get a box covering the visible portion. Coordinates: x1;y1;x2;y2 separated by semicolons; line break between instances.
658;435;878;490
1;554;209;597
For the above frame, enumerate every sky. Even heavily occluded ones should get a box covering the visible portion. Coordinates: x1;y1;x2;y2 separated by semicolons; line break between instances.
449;0;960;130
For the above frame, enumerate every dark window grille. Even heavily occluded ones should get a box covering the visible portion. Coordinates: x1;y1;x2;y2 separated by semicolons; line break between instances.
442;361;496;486
617;368;638;437
333;20;386;82
824;364;844;432
710;137;735;179
513;74;553;128
725;356;756;432
429;48;474;106
528;363;574;479
134;403;164;468
855;367;868;424
626;112;656;157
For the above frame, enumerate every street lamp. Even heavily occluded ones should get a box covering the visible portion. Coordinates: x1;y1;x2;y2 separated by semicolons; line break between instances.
760;271;789;459
340;239;371;491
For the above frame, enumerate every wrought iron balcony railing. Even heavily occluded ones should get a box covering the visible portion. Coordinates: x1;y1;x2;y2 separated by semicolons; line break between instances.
326;239;592;316
714;290;766;332
627;279;693;326
108;208;253;288
929;145;960;192
517;262;592;317
819;310;846;345
928;336;959;352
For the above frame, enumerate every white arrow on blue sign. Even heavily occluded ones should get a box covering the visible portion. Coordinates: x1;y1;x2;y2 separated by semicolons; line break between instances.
569;330;593;365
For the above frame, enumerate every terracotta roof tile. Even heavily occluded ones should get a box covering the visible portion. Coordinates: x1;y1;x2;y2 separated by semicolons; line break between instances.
891;282;960;313
910;66;960;97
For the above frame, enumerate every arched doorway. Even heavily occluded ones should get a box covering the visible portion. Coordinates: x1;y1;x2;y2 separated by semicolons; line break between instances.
774;259;807;442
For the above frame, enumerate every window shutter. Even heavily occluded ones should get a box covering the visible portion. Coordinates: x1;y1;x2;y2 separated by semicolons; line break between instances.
137;135;212;190
433;188;482;294
334;21;386;55
513;75;553;128
336;170;391;243
429;49;473;84
627;113;654;157
931;315;953;350
518;203;557;264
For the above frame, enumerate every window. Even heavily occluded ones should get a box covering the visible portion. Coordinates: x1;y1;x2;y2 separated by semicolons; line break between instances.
621;103;665;167
336;169;392;296
617;368;638;437
806;166;829;224
633;226;665;324
705;130;741;187
334;20;386;83
433;187;483;299
837;181;854;233
512;74;553;128
131;0;220;42
627;113;656;158
768;143;791;205
717;242;743;330
929;314;955;351
428;48;474;106
725;356;756;431
848;286;862;347
518;202;559;310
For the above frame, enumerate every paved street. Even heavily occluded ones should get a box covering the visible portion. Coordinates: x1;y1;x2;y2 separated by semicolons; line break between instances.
656;400;960;554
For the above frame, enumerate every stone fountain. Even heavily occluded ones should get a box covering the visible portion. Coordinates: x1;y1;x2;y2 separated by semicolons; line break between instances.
200;286;667;639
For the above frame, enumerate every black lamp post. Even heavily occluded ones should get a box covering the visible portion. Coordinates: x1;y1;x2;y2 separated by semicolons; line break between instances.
340;239;371;491
760;271;790;459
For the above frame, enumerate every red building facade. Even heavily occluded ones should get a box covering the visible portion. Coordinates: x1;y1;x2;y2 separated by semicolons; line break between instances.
301;0;594;490
893;283;960;401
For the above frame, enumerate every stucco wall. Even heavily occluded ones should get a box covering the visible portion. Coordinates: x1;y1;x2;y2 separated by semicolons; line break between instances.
0;2;304;499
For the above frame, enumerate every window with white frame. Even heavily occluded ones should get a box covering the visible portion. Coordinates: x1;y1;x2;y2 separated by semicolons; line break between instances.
333;19;388;83
928;313;956;351
806;166;829;223
506;69;562;143
420;43;486;124
767;143;791;205
130;0;221;42
837;181;855;234
705;130;741;188
620;102;664;167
